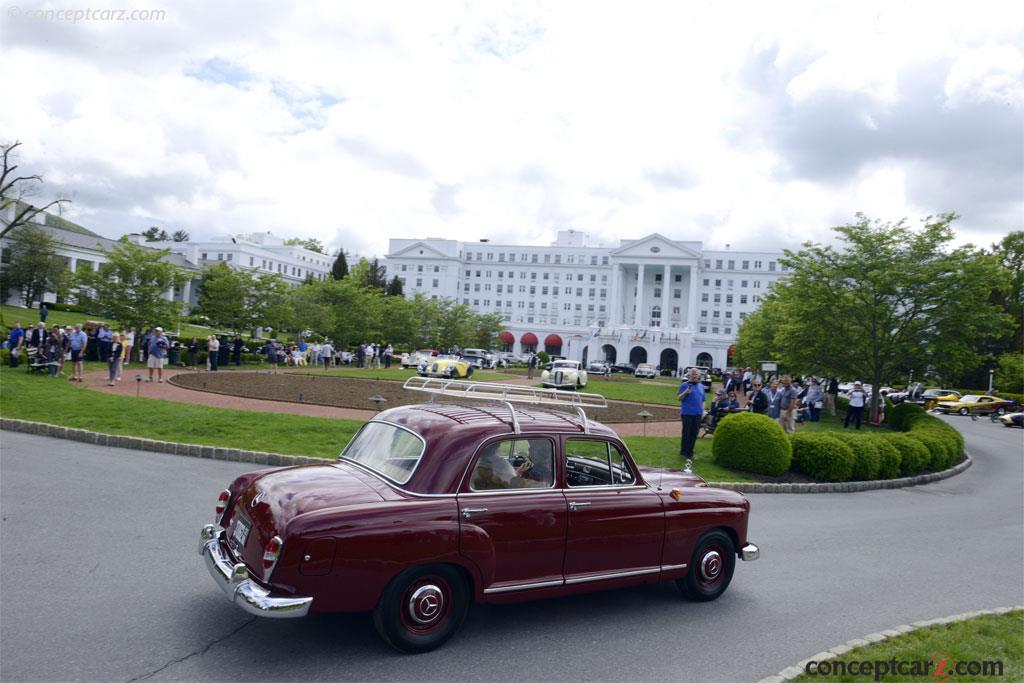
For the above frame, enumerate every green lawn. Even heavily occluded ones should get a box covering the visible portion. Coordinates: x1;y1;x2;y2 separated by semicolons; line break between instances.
792;610;1022;682
0;365;361;458
622;435;752;482
0;364;755;482
1;303;221;340
287;366;518;383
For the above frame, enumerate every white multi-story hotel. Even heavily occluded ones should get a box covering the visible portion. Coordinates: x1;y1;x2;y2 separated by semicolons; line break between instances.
385;230;787;371
145;231;333;286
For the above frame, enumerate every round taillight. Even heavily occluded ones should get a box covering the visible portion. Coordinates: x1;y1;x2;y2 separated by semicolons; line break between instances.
215;489;230;521
263;536;283;574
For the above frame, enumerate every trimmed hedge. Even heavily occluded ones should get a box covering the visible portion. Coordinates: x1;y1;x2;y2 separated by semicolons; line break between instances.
712;412;792;476
833;433;882;480
887;434;931;475
868;436;902;479
791;433;856;482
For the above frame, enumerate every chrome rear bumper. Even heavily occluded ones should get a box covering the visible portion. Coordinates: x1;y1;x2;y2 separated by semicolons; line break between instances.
740;543;760;561
199;524;312;618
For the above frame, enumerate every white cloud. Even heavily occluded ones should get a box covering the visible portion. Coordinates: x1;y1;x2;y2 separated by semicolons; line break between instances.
0;0;1020;259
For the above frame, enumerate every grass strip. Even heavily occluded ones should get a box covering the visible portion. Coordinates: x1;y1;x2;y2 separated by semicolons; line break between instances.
0;366;360;458
0;366;748;481
792;610;1022;682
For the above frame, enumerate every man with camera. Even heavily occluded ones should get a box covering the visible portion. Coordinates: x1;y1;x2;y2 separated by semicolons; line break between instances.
677;366;706;462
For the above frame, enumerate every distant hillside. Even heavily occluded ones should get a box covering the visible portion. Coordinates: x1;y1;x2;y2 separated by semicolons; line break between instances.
13;200;102;238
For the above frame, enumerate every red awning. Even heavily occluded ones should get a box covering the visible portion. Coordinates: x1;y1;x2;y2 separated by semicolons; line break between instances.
727;345;735;358
544;334;563;346
498;331;514;344
521;332;538;345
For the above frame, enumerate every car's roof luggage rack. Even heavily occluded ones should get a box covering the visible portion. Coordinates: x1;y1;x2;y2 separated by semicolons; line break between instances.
402;377;606;435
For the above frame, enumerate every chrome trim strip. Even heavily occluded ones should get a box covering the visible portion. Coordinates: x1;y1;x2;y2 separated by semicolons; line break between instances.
564;567;661;585
483;579;565;595
660;563;688;571
500;400;521;434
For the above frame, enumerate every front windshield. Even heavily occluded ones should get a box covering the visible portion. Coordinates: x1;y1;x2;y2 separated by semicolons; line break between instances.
553;361;577;369
340;422;424;484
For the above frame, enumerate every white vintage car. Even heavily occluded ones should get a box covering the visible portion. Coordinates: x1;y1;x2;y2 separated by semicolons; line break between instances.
400;350;436;368
541;359;589;390
634;363;657;379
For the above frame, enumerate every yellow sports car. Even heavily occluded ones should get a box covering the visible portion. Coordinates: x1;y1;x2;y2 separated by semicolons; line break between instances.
921;389;961;410
417;355;474;379
934;394;1016;416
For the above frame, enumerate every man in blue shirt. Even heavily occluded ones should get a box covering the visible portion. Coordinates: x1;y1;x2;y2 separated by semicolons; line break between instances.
146;326;170;383
7;322;24;368
97;323;113;363
69;324;88;382
677;367;706;461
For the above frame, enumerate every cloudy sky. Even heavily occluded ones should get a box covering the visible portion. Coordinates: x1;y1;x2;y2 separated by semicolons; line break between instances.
1;1;1021;258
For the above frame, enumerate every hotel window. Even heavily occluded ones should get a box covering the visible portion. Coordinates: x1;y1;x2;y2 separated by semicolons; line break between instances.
542;286;549;295
740;295;748;304
484;284;491;291
655;273;662;282
600;288;607;298
769;261;776;271
464;284;470;292
434;265;439;272
530;286;536;294
577;273;584;281
726;295;733;304
474;284;480;292
249;257;254;266
713;311;720;318
728;260;735;269
701;310;708;318
401;264;407;271
432;279;439;288
576;288;583;296
498;253;505;262
701;293;709;302
742;260;749;269
417;265;423;272
712;327;719;334
727;279;734;287
715;279;722;287
741;279;747;287
591;256;598;265
700;326;707;333
672;306;680;315
714;294;721;303
601;275;607;283
543;272;549;280
753;281;761;289
541;302;547;309
496;284;503;293
674;289;682;299
589;288;595;297
725;311;732;319
601;256;609;265
653;288;662;298
590;274;596;282
675;274;682;282
217;253;223;261
704;259;711;268
416;278;423;287
754;260;762;269
487;253;493;260
715;259;722;269
531;272;537;280
703;279;709;287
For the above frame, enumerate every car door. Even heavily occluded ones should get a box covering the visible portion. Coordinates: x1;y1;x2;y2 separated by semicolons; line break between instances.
457;437;568;594
561;438;665;582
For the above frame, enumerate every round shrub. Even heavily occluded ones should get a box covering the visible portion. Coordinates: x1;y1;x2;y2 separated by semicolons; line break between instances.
908;431;951;471
886;434;930;475
712;412;792;476
790;433;856;482
889;402;926;431
833;434;881;480
868;436;902;479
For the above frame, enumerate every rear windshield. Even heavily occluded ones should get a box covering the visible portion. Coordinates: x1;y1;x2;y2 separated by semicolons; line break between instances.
340;422;425;485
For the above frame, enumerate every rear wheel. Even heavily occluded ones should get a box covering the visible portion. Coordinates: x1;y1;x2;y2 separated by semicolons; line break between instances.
958;407;969;416
996;407;1006;415
373;565;469;654
677;531;735;602
466;366;474;378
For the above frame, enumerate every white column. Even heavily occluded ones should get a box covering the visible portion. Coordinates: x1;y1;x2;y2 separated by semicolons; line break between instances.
661;264;671;328
608;263;619;326
686;264;699;330
634;263;645;327
181;279;193;311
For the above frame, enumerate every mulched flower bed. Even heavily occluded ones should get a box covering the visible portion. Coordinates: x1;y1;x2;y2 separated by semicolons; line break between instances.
170;372;680;423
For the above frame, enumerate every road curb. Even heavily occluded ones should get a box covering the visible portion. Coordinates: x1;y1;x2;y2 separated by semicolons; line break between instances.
758;606;1023;682
0;417;323;467
1;417;974;491
708;452;972;493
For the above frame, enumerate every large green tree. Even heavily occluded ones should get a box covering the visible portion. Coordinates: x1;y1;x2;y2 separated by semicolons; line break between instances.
196;263;292;334
0;223;70;306
735;214;1009;416
349;257;388;291
73;241;188;331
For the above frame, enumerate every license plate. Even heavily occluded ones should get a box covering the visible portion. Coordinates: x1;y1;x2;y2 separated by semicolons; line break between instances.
231;517;251;547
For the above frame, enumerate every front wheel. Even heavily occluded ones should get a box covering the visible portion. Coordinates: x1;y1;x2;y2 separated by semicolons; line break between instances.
465;366;474;378
996;407;1006;415
677;531;736;602
959;407;969;416
373;565;469;654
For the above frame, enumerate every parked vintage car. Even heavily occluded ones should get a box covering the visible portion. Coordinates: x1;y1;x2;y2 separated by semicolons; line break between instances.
996;411;1023;427
610;362;635;374
401;350;436;368
634;363;658;379
461;353;490;370
199;379;759;653
418;355;474;379
462;348;497;369
586;361;611;376
541;359;588;389
934;394;1016;416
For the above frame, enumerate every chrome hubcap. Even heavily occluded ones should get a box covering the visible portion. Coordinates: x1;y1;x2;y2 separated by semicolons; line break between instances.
407;584;445;625
700;550;722;581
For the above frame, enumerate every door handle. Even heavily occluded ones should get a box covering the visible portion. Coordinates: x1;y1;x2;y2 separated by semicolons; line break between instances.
569;501;591;511
461;507;488;519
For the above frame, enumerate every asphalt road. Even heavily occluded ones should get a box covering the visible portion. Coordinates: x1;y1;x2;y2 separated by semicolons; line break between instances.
1;416;1021;682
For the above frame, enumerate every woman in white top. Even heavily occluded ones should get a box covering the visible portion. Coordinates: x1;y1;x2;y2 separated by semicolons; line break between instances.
122;330;135;366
